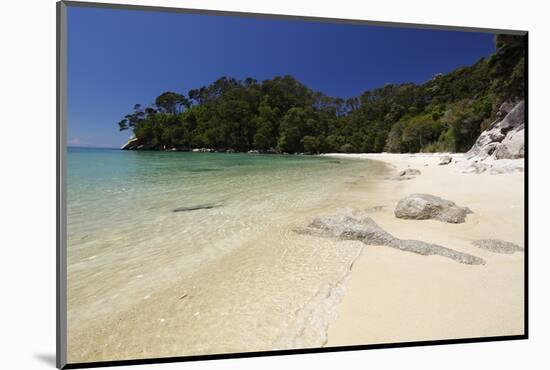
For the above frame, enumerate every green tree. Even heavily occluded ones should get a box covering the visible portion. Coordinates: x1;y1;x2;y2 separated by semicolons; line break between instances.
303;136;321;154
155;92;190;114
117;34;525;154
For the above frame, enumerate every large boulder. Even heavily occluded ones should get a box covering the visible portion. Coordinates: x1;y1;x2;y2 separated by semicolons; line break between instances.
394;194;472;223
295;214;484;265
466;101;525;161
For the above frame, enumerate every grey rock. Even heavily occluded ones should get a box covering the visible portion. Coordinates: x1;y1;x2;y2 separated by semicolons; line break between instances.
466;101;525;161
496;101;515;120
394;194;472;224
493;124;525;159
438;155;453;165
399;169;421;176
295;215;484;265
472;239;523;254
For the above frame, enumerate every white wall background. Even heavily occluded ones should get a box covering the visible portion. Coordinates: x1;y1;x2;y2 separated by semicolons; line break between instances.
0;0;547;369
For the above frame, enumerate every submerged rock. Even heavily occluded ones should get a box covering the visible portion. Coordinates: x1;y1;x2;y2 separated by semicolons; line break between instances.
295;215;484;265
398;168;421;176
472;239;523;254
172;203;222;212
394;194;472;223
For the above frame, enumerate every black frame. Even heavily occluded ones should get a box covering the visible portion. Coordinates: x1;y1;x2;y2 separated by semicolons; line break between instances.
56;1;529;368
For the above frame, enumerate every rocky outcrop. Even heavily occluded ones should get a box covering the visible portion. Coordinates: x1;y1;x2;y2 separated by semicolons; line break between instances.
121;136;139;150
121;137;160;150
394;194;472;223
466;101;525;161
295;214;484;265
493;124;525;159
472;239;523;254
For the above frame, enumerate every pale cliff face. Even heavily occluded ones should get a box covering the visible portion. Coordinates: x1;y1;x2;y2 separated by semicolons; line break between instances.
466;100;525;161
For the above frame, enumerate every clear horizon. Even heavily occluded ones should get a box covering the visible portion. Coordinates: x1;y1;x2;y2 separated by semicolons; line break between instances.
67;6;496;148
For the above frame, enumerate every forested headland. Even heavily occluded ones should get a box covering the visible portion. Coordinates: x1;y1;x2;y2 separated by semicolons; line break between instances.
119;34;525;154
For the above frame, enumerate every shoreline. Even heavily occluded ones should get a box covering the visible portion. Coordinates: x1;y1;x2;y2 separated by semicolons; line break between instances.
66;153;389;362
65;151;524;361
320;153;525;346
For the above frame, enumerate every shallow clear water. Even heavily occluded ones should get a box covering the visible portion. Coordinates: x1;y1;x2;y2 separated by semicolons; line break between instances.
67;148;385;361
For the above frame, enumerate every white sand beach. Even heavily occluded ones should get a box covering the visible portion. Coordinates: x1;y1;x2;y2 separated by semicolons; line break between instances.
321;153;525;346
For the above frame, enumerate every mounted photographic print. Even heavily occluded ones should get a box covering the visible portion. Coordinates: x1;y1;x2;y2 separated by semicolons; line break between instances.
57;1;527;368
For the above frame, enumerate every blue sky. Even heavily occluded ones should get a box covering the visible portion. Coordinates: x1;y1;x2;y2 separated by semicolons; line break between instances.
67;6;496;148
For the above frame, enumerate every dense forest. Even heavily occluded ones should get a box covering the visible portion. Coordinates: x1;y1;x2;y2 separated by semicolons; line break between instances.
119;34;525;154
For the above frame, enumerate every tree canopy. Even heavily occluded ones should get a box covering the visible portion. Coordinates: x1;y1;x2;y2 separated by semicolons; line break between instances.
119;34;525;154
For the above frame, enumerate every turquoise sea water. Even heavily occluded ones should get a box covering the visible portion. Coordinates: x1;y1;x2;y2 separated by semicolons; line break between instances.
67;147;385;360
67;147;372;244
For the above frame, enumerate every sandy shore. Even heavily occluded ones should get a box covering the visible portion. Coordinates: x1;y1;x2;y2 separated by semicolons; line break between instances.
322;153;525;346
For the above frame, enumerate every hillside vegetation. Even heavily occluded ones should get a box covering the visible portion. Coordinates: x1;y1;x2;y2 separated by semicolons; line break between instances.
118;34;525;154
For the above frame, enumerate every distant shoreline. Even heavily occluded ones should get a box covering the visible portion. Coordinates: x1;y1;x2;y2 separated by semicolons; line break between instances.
83;144;474;157
68;145;119;150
